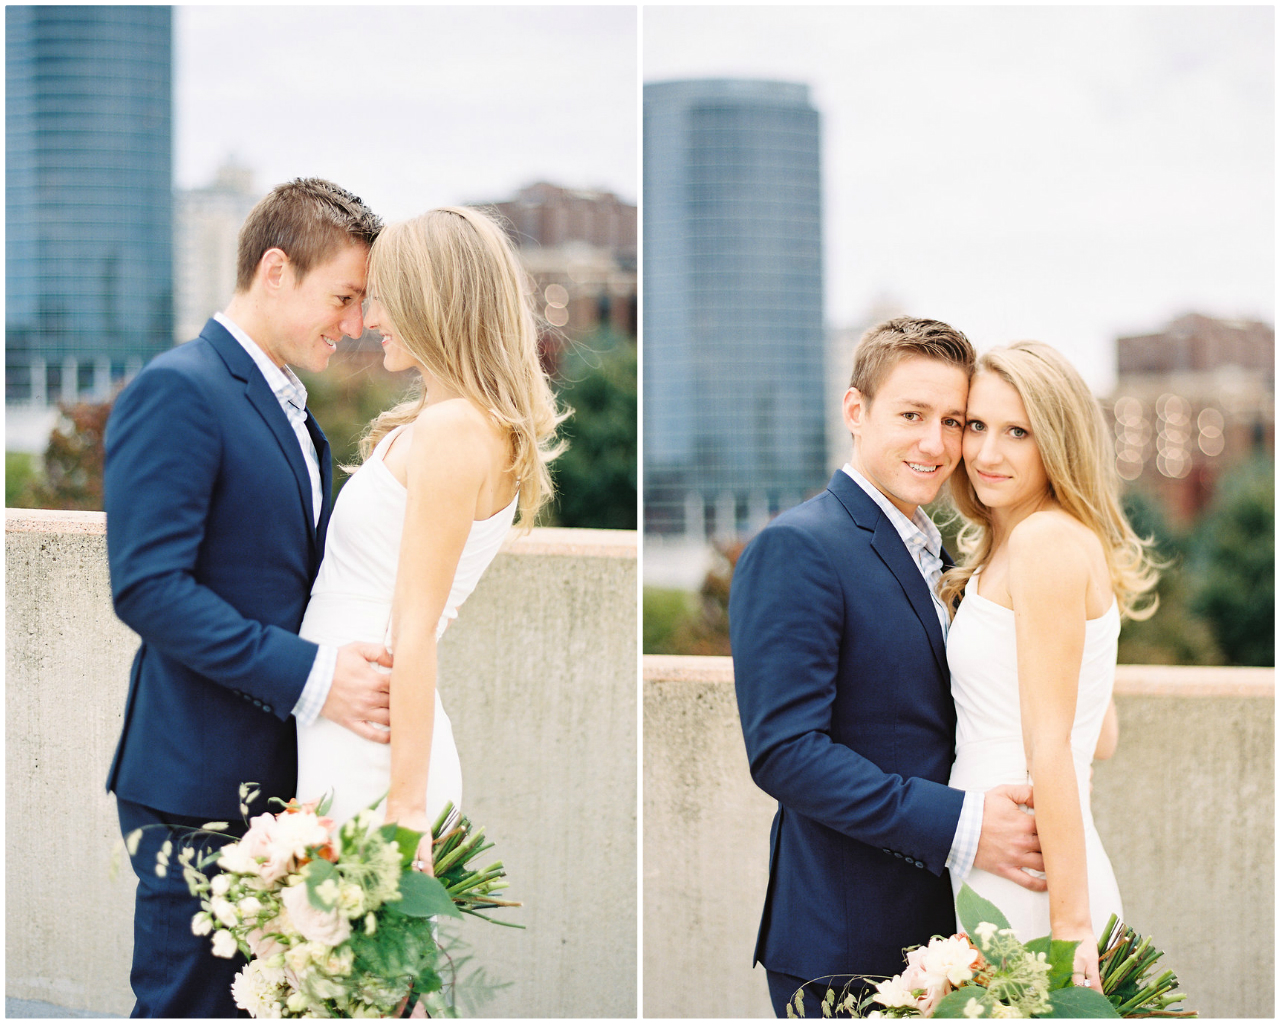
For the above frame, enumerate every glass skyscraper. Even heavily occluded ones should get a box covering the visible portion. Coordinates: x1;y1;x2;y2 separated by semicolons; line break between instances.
6;5;173;414
644;79;825;539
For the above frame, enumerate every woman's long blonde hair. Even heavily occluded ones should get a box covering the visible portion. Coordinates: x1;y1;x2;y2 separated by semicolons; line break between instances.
357;206;568;528
937;341;1160;620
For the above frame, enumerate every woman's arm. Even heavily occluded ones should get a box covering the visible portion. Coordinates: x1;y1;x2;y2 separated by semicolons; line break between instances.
384;403;492;854
1008;514;1101;991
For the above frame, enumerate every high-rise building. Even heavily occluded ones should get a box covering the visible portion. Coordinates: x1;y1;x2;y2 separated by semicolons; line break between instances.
6;5;172;450
1110;312;1273;523
643;79;825;540
175;161;262;343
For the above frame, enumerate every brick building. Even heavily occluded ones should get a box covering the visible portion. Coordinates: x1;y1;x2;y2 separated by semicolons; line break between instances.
1110;313;1273;523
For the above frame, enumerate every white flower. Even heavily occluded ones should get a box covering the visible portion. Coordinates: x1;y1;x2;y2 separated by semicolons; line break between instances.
210;896;240;928
191;912;213;936
964;997;985;1018
990;1001;1025;1018
280;882;353;946
231;959;288;1018
919;934;981;987
974;921;999;945
261;810;332;880
210;873;233;897
871;975;919;1010
211;928;239;959
238;895;264;921
336;881;366;916
217;840;263;878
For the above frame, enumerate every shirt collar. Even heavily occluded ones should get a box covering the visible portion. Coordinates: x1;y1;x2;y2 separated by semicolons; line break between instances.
841;462;944;559
214;311;308;407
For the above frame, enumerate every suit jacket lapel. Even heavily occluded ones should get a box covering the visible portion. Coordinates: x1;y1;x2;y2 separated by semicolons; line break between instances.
202;320;319;549
828;470;950;680
306;411;332;562
868;519;949;679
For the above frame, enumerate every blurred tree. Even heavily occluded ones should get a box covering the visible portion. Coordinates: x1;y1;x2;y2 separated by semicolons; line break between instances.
647;541;743;656
1115;489;1223;666
16;400;113;511
1187;457;1274;666
643;587;697;655
296;348;409;496
7;452;39;507
549;329;637;529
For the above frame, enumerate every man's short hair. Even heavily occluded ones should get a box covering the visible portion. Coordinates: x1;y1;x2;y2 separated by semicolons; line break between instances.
849;317;975;398
235;178;383;292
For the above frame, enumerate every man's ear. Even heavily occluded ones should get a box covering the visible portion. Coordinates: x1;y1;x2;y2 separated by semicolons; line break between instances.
257;247;290;294
842;386;866;437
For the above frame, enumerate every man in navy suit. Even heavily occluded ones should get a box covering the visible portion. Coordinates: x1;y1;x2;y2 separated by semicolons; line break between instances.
729;318;1047;1017
105;179;395;1017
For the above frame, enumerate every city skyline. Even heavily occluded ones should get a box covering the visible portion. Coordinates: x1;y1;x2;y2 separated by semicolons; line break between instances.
644;6;1274;395
174;7;638;219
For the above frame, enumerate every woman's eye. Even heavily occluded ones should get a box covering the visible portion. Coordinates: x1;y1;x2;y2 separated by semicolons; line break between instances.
967;420;984;432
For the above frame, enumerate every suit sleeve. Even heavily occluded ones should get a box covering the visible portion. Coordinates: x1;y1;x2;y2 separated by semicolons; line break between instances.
729;521;965;874
104;365;315;718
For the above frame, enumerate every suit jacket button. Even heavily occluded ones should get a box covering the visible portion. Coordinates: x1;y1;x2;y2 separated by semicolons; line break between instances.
894;851;903;858
263;704;272;714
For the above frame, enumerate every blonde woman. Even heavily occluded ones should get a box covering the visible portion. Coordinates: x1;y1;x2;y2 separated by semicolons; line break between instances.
939;341;1158;991
295;207;565;869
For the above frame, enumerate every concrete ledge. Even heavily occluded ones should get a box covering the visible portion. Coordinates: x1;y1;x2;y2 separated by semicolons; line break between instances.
7;511;637;1018
643;654;1274;1018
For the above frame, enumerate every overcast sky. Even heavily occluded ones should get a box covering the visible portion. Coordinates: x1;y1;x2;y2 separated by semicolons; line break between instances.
175;6;637;218
644;5;1274;393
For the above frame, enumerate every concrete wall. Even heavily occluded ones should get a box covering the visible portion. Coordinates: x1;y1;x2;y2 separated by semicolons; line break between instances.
644;655;1274;1019
6;510;637;1018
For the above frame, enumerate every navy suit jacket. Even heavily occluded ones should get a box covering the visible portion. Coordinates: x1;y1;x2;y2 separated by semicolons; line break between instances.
729;470;966;982
104;318;334;820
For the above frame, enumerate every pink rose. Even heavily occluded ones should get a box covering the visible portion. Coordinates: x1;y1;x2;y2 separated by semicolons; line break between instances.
280;883;352;947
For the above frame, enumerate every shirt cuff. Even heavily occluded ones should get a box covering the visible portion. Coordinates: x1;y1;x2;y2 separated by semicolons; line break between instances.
945;789;984;880
291;644;337;727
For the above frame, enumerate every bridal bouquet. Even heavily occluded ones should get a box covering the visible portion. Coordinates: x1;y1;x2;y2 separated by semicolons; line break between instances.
789;885;1194;1019
163;787;519;1018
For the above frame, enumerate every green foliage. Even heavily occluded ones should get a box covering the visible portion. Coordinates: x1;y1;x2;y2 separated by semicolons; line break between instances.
1115;490;1223;666
1023;938;1079;991
295;349;409;496
6;451;39;507
391;870;462;919
1042;987;1120;1017
643;587;697;654
643;542;742;656
956;882;1011;937
1187;457;1274;666
550;329;637;529
12;400;113;511
933;985;989;1017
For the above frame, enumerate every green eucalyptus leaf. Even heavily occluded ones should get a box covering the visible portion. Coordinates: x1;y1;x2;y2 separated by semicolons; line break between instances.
304;857;337;910
388;869;462;919
955;883;1012;940
1044;986;1121;1018
1024;936;1080;991
932;986;990;1017
379;823;426;867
